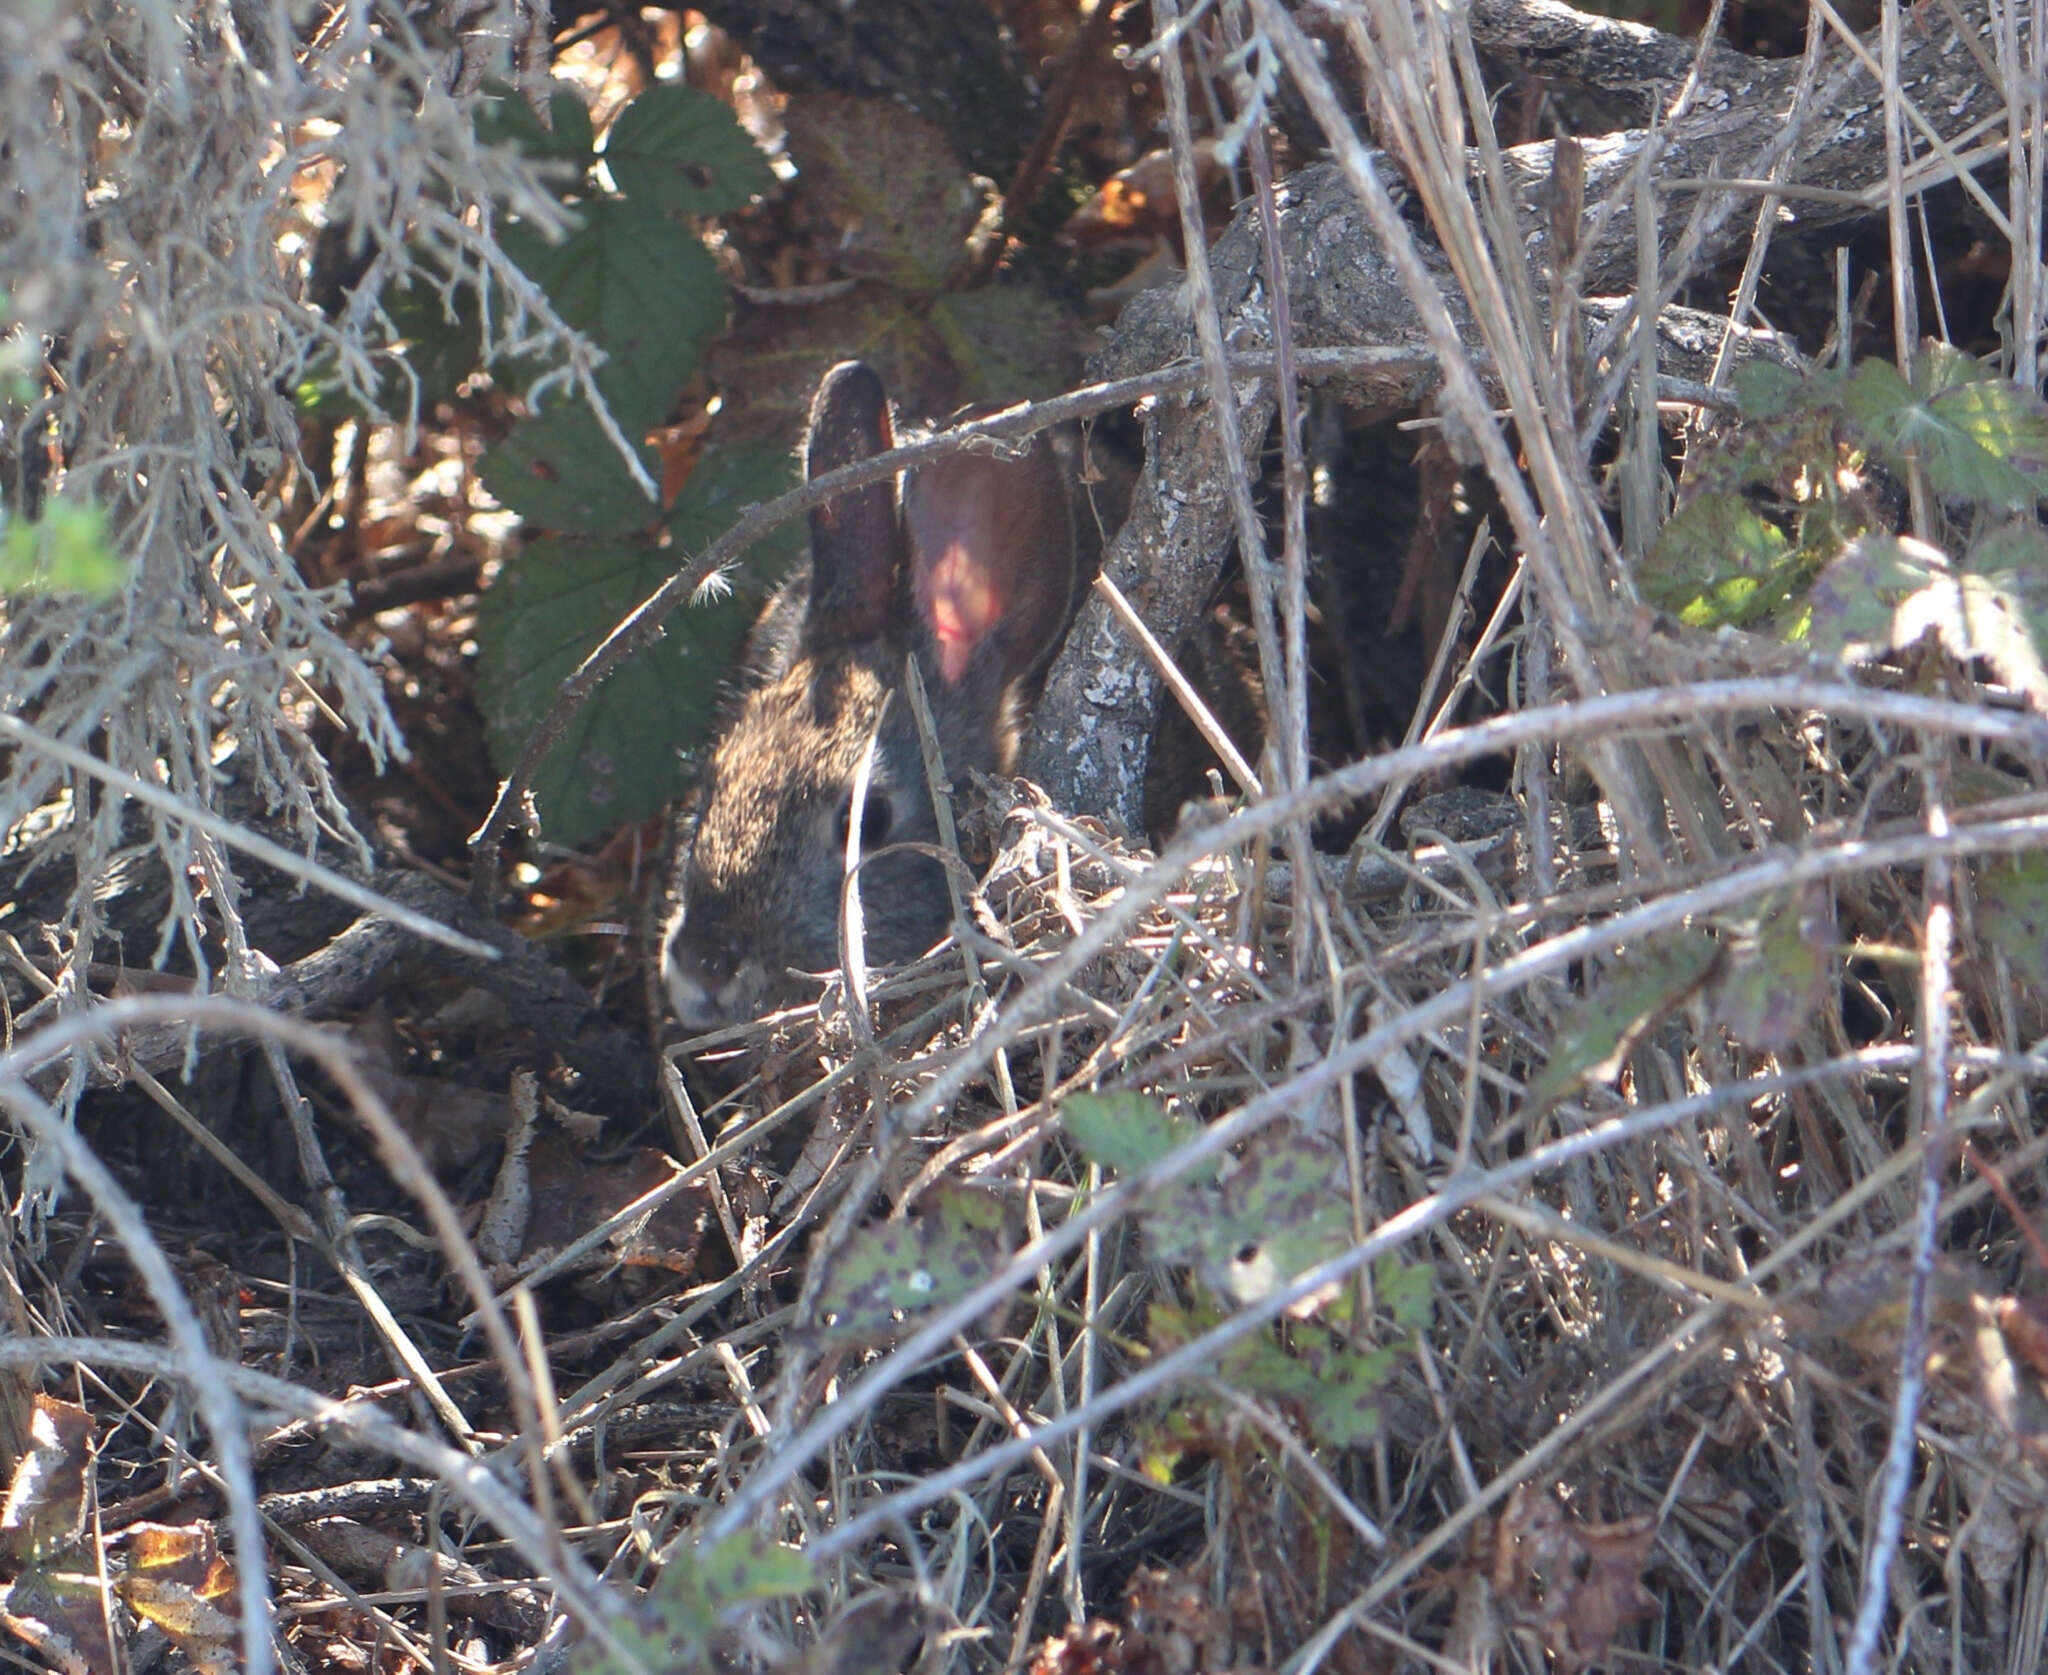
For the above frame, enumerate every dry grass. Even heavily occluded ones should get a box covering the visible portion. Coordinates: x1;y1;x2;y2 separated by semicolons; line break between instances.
0;0;584;991
2;0;2047;1672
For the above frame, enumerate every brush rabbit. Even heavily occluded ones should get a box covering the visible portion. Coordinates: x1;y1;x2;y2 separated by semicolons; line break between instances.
661;362;1079;1028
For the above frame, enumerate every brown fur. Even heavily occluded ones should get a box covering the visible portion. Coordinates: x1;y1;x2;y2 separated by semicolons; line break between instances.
662;364;1075;1027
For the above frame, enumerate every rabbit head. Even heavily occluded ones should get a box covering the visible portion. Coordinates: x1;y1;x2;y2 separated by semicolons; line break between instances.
662;362;1077;1028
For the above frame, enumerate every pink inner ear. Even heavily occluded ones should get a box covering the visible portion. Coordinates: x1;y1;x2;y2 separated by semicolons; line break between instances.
919;541;1005;685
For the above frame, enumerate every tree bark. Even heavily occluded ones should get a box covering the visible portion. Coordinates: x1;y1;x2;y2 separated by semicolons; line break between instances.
1026;0;2009;829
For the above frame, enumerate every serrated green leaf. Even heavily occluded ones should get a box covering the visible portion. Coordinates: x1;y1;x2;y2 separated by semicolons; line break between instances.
1375;1255;1435;1334
1954;568;2048;707
502;200;726;433
481;402;662;535
1297;1343;1401;1447
1966;518;2048;579
603;83;774;215
1805;533;1948;661
813;1183;1015;1340
583;1533;812;1675
1960;522;2048;711
1531;930;1720;1109
476;443;801;847
1978;854;2048;994
1144;1298;1410;1455
1143;1132;1354;1306
1639;492;1791;626
1845;350;2048;509
298;257;488;423
1145;1296;1221;1350
783;92;987;291
1842;355;1916;431
381;269;487;414
1713;888;1832;1052
1733;359;1803;420
1214;1133;1355;1302
1807;530;2048;708
932;287;1085;402
475;82;596;172
1924;379;2048;506
1217;1323;1320;1403
1062;1092;1207;1178
690;1532;812;1604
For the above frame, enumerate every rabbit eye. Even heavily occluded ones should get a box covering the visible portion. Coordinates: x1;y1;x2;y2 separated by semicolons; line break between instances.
835;790;895;851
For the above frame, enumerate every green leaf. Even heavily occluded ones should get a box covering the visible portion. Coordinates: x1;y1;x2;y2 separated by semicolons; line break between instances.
502;199;726;433
582;1533;811;1674
0;500;124;599
1150;1298;1411;1452
297;256;489;423
1979;854;2048;994
1295;1342;1402;1447
1639;491;1792;626
1959;521;2048;712
1145;1131;1355;1306
1965;517;2048;579
931;287;1086;402
1531;930;1720;1110
1806;531;2048;709
1376;1254;1435;1334
1062;1092;1208;1179
783;92;988;291
1804;533;1948;662
1845;348;2048;509
481;402;662;535
1733;359;1803;420
475;82;596;173
476;443;801;848
687;1532;811;1605
603;84;774;215
1713;888;1832;1052
1953;568;2048;708
813;1183;1016;1341
383;268;487;415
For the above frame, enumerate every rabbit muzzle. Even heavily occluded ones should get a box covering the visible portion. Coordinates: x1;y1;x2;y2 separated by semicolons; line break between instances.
662;918;776;1031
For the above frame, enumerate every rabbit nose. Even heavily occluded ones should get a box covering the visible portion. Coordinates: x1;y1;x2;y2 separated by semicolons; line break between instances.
665;957;723;1031
664;933;772;1030
663;933;722;1026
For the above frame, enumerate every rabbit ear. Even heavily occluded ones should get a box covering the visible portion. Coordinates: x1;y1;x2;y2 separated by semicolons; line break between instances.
903;432;1076;688
802;362;904;647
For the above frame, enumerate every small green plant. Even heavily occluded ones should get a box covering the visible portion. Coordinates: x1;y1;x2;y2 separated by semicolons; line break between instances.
574;1531;812;1675
1060;1093;1435;1464
1526;890;1839;1114
811;1181;1018;1342
1642;344;2048;667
